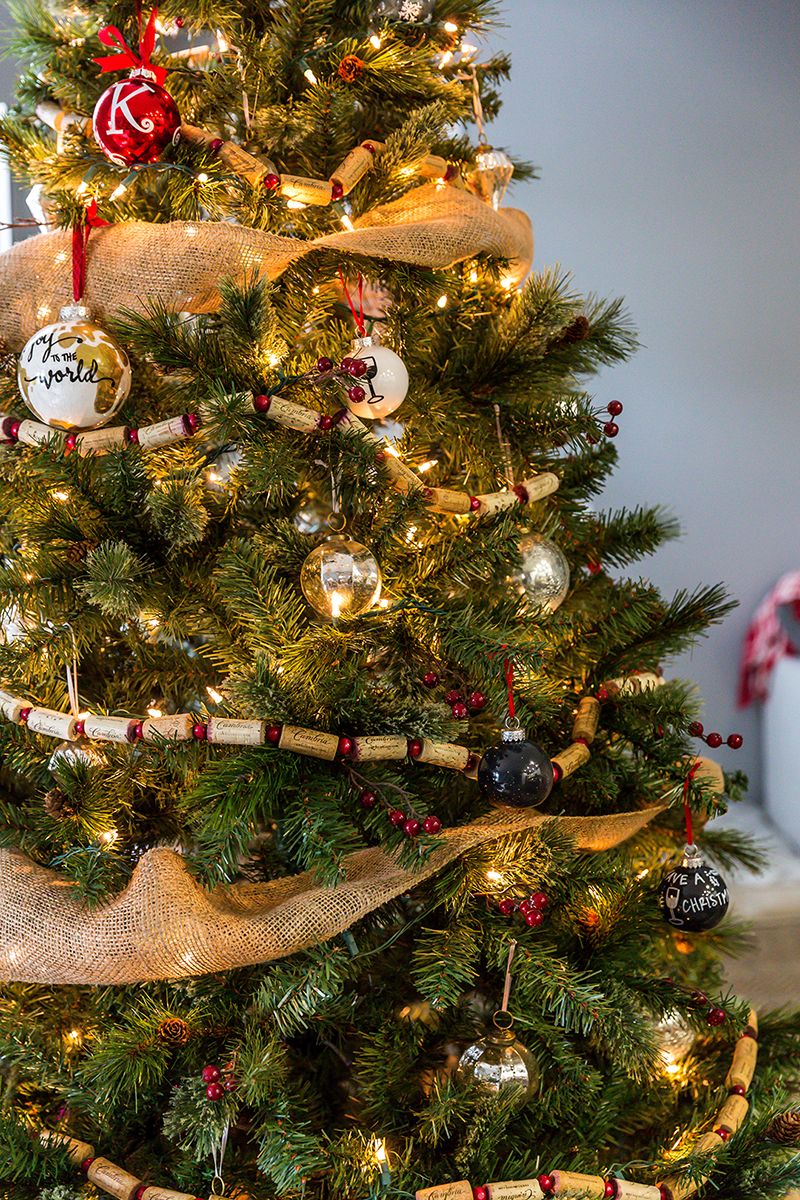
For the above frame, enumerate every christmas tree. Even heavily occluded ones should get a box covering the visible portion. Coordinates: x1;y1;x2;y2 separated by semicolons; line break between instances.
0;2;798;1199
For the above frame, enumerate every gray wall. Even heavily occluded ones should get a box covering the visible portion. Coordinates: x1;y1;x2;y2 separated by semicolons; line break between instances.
1;3;798;795
492;0;800;798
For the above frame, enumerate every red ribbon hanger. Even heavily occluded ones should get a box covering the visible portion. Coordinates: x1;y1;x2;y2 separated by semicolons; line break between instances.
338;268;366;337
93;7;167;86
71;200;109;305
681;759;702;847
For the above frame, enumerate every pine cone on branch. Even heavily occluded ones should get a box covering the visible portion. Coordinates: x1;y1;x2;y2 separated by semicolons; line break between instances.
43;787;77;820
765;1110;800;1145
157;1017;190;1046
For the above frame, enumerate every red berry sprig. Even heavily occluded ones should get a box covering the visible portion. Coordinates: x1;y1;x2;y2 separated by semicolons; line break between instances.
687;722;743;751
497;890;550;930
602;399;623;438
201;1060;237;1100
421;670;487;720
353;778;442;838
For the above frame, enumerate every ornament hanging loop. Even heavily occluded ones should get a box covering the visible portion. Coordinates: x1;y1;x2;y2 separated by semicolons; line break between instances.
492;1008;514;1032
326;511;347;534
211;1177;226;1196
338;267;367;337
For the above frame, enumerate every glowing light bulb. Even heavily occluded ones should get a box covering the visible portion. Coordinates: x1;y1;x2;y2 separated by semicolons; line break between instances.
303;67;318;84
418;458;438;473
196;172;209;184
373;1139;387;1164
52;490;70;502
330;590;347;619
147;707;162;719
486;869;504;884
436;294;448;308
443;21;459;33
286;199;307;210
341;214;355;231
206;686;223;704
98;829;118;846
369;33;382;49
75;181;90;197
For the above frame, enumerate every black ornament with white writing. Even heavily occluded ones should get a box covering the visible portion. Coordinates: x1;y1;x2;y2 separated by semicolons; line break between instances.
659;845;729;932
477;724;554;808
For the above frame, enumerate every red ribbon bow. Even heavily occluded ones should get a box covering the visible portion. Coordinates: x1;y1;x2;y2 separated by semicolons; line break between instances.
93;7;167;86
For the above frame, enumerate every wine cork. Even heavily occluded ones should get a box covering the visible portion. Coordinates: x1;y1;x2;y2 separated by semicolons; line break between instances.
488;1183;544;1200
725;1034;758;1091
352;735;408;762
551;1172;606;1196
86;1157;142;1200
83;715;136;743
419;153;449;178
552;742;591;778
36;101;92;137
76;426;128;455
27;708;78;740
693;1132;724;1155
263;395;321;434
334;409;368;437
279;725;339;761
141;714;194;742
607;672;664;696
0;689;26;722
178;122;214;147
690;756;725;795
658;1179;702;1200
331;145;374;193
463;752;480;780
747;1006;759;1036
519;473;560;502
714;1092;748;1132
40;1129;96;1164
207;718;265;746
17;420;61;448
614;1184;664;1200
137;417;190;449
425;488;472;514
416;740;471;771
279;175;334;205
380;450;426;493
139;1187;200;1200
218;141;270;187
475;490;519;516
572;697;600;744
416;1184;473;1200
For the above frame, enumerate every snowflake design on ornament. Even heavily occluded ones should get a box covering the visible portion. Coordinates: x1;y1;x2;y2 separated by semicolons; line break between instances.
399;0;424;18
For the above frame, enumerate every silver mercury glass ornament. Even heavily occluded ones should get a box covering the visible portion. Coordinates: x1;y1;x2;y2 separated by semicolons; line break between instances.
514;534;571;613
654;1010;696;1064
456;1010;539;1101
468;145;515;210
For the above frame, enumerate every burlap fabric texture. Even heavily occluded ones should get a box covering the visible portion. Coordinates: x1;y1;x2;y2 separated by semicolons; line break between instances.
0;182;533;349
0;803;662;985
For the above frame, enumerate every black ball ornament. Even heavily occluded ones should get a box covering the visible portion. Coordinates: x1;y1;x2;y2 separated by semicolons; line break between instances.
659;845;729;932
478;725;555;808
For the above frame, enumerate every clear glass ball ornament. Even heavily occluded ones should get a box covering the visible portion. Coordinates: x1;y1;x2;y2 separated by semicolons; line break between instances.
456;1012;539;1101
468;146;515;210
654;1009;695;1064
48;740;105;774
514;534;570;613
292;492;333;535
300;534;382;618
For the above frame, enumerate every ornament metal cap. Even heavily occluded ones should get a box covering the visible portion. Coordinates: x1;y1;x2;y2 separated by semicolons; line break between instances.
58;303;92;322
681;843;705;869
501;716;525;744
353;334;376;349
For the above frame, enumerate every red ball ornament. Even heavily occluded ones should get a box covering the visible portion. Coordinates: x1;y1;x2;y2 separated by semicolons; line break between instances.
538;1176;555;1195
451;701;468;720
604;1181;618;1199
474;1189;489;1200
408;738;423;759
706;731;723;748
524;910;544;927
422;670;440;688
469;496;481;512
727;733;743;749
192;722;207;740
330;180;344;200
403;818;421;837
205;1081;225;1101
263;172;281;191
467;690;487;711
423;815;442;834
266;724;282;744
707;1006;726;1027
253;393;272;413
93;73;181;166
337;735;355;757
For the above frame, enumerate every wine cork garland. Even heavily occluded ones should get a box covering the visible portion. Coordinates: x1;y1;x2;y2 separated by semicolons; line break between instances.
1;412;199;457
415;1011;759;1200
39;1130;203;1200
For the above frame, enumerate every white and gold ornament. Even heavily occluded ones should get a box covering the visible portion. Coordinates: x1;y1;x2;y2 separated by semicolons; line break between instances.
300;534;382;618
17;305;131;431
344;335;408;420
514;534;570;613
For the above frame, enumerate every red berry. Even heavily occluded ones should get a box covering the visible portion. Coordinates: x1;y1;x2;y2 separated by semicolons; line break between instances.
444;690;462;705
206;1082;225;1101
422;671;440;688
126;426;139;444
607;400;623;416
596;685;609;701
263;172;281;190
404;818;421;838
474;1189;489;1200
74;720;85;737
362;142;376;155
714;1126;730;1141
317;414;334;431
706;732;723;748
467;690;487;711
603;421;620;437
330;180;344;200
469;496;481;512
337;736;354;757
224;1078;238;1091
348;384;366;404
654;724;665;739
498;898;515;916
407;738;423;758
360;789;377;808
690;989;708;1006
175;15;185;27
518;900;533;916
525;910;545;927
18;707;31;724
183;412;202;434
131;721;144;741
317;356;334;373
604;1182;618;1199
209;137;223;154
202;1065;221;1083
64;432;77;453
348;358;368;378
451;701;468;719
266;724;282;744
444;163;458;181
193;723;208;740
727;733;743;749
551;761;563;783
340;357;353;370
388;809;405;827
253;393;272;412
423;815;442;834
530;891;548;909
688;721;704;737
728;1084;746;1096
707;1006;726;1027
539;1177;555;1194
513;484;529;505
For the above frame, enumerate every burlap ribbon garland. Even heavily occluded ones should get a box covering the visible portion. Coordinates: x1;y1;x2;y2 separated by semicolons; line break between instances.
0;183;533;349
0;804;662;985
